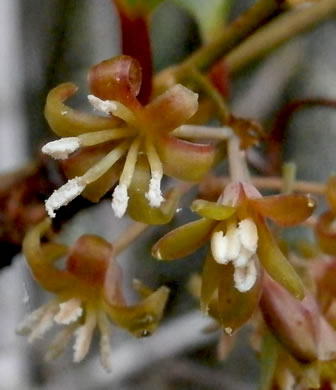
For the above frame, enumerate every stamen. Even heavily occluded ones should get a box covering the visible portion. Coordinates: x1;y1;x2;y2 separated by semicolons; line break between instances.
146;172;165;208
238;218;258;253
172;125;233;140
98;312;112;373
78;128;137;146
111;184;129;218
45;177;86;218
88;95;136;124
16;302;56;336
42;137;80;160
112;137;141;218
45;323;78;361
27;303;59;343
73;308;97;363
145;139;164;207
81;139;130;184
211;231;229;264
225;222;241;260
233;259;257;292
233;245;252;268
54;298;83;325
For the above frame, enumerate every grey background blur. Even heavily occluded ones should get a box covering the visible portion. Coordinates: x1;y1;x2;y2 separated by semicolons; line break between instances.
0;1;335;389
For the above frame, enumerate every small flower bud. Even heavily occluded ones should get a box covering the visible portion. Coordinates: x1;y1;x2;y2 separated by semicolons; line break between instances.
260;275;320;362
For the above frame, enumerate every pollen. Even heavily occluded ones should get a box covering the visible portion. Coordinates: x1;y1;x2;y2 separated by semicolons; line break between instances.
54;298;83;325
42;137;80;160
211;218;259;292
146;173;165;208
112;183;129;218
45;177;86;218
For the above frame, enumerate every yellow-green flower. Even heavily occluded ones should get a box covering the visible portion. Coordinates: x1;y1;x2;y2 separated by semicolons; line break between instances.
42;56;216;224
17;218;169;371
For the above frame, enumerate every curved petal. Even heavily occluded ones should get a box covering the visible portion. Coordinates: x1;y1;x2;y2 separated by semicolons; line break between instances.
256;215;305;300
217;261;262;333
326;176;336;214
103;286;169;337
88;56;142;110
191;199;236;220
22;218;73;293
157;135;215;182
127;157;180;224
315;211;336;256
249;194;315;226
61;142;121;202
143;84;198;134
152;218;216;260
44;83;121;137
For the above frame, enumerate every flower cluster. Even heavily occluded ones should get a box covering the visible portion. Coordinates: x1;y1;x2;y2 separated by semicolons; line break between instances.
152;181;315;333
17;218;169;371
42;56;216;224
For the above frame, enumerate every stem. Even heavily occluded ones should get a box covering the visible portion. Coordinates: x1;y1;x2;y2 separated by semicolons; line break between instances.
200;176;325;196
113;1;153;103
227;135;250;182
179;0;285;73
225;0;336;74
190;69;230;122
113;221;148;255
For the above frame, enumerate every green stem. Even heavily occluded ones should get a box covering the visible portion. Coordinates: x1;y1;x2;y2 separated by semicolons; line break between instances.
190;69;230;122
179;0;285;73
225;0;336;74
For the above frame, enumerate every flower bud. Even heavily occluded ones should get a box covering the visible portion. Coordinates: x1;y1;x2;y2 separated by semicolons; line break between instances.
260;275;320;362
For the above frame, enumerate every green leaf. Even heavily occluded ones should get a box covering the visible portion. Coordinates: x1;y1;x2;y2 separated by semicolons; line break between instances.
171;0;232;42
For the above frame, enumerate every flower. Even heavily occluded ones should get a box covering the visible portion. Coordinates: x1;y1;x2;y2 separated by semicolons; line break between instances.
152;181;315;333
17;218;169;371
42;56;216;223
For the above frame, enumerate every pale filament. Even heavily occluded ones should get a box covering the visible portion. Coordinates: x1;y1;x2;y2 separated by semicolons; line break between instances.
112;137;141;218
145;137;164;207
172;125;233;140
88;95;137;126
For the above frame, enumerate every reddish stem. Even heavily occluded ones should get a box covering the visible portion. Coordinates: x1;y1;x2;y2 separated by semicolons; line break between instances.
113;1;153;104
256;98;336;175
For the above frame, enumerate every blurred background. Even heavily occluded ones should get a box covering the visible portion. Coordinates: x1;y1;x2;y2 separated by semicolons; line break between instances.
0;1;335;389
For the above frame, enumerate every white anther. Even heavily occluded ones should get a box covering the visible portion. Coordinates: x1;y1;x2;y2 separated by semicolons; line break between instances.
42;137;80;160
211;231;229;264
238;218;258;253
88;94;117;115
224;327;233;335
233;260;257;292
145;172;164;208
111;184;129;218
233;245;252;268
54;298;83;325
225;226;241;260
45;177;85;218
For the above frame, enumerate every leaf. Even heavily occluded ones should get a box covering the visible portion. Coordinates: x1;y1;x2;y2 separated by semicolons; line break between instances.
171;0;232;42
